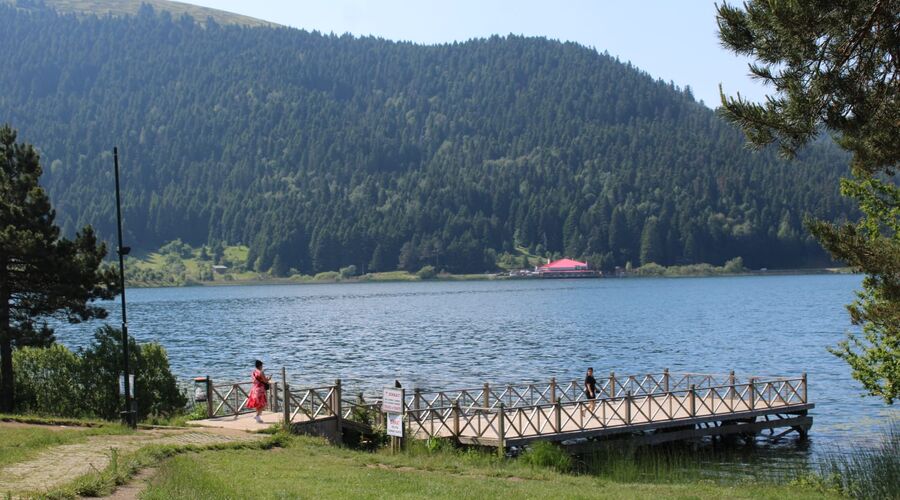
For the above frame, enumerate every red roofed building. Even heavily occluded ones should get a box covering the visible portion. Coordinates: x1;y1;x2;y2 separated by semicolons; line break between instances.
536;258;599;278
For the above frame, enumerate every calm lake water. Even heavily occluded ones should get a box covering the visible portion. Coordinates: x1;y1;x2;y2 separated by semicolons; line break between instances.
54;274;897;456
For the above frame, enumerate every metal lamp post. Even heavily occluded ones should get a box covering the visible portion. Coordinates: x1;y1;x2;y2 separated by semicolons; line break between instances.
113;147;135;428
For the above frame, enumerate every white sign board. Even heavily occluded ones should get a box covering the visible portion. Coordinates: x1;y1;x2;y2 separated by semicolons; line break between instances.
119;374;135;396
382;387;404;414
386;413;403;437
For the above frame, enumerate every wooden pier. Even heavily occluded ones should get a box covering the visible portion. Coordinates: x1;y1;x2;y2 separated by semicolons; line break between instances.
190;370;812;452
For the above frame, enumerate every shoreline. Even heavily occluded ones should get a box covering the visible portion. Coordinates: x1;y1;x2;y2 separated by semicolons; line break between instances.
125;267;858;289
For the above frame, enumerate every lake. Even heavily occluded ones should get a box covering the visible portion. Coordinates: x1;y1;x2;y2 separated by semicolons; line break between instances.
54;274;897;456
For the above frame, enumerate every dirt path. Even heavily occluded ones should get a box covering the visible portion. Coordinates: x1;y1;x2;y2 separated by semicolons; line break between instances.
98;466;157;500
0;424;265;496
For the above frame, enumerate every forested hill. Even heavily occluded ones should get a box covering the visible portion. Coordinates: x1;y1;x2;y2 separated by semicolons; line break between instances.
0;0;277;27
0;4;854;274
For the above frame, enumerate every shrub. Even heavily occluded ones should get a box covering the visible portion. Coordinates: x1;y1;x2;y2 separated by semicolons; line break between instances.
416;265;437;279
313;271;340;281
339;265;357;279
519;441;572;472
13;344;84;417
80;325;187;420
635;263;665;276
136;343;187;418
159;238;193;258
12;325;186;420
723;256;745;274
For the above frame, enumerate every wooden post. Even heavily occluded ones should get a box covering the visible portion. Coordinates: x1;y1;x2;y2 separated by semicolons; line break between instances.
729;370;736;411
281;367;290;426
748;377;756;410
609;372;616;398
233;384;239;417
205;376;213;418
268;381;276;412
554;402;562;432
334;379;343;444
413;388;421;429
689;384;696;417
550;377;557;404
389;387;405;453
399;387;405;451
497;403;506;457
625;390;632;425
663;368;669;392
452;401;460;441
483;383;490;409
801;372;807;403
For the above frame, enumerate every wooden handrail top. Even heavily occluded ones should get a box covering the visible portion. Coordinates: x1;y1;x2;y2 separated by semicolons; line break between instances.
410;373;803;397
288;385;336;392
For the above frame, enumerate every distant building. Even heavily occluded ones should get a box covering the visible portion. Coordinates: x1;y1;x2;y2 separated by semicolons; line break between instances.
535;258;599;278
212;265;229;274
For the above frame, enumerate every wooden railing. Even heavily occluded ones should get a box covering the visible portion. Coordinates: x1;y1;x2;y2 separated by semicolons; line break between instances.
405;370;800;413
404;373;809;448
285;385;337;422
207;380;282;417
200;370;808;451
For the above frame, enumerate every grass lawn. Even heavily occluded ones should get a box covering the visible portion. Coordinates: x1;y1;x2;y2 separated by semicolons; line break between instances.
0;422;130;468
143;436;835;500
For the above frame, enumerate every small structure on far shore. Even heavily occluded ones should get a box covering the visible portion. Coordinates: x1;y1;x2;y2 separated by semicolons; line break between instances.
536;258;599;278
212;265;229;274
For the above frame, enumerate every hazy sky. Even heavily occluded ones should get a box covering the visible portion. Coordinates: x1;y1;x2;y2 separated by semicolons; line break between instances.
187;1;769;107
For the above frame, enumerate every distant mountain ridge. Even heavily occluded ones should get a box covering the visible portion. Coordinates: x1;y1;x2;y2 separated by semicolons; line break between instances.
1;0;276;27
0;3;854;274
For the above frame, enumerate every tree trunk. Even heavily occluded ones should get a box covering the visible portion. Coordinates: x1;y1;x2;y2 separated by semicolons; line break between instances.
0;266;13;413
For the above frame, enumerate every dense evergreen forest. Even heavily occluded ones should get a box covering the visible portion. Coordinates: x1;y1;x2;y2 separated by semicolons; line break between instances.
0;3;855;274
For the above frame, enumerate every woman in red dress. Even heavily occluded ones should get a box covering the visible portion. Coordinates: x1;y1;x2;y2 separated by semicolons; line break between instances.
247;359;271;423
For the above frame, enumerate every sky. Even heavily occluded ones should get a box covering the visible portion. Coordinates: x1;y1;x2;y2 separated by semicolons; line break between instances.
187;1;769;107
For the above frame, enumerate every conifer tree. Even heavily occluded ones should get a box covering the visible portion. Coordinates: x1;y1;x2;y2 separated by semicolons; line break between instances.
717;0;899;403
639;216;664;266
0;126;118;411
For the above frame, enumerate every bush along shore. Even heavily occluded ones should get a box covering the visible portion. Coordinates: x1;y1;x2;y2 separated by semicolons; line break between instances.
10;326;186;421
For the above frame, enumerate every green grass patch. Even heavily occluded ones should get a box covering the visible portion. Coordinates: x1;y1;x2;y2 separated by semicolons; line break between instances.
802;420;900;499
38;432;289;499
141;435;833;499
0;413;118;428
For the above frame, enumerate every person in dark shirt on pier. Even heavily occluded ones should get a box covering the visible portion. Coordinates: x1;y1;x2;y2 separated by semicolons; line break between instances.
583;367;597;417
